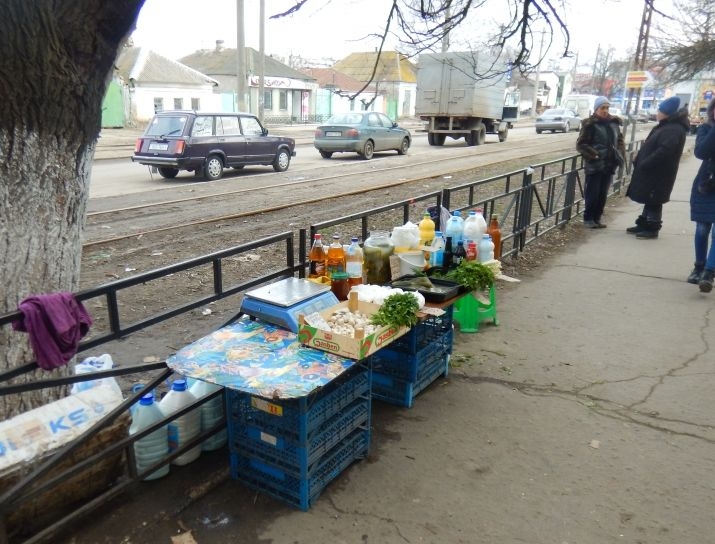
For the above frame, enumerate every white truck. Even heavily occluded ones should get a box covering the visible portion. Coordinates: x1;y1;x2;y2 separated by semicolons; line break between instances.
416;51;518;146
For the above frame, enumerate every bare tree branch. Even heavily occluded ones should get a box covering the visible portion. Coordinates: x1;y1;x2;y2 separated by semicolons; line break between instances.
649;0;715;82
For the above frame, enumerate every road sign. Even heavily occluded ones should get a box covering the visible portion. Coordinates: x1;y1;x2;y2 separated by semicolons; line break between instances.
625;71;649;89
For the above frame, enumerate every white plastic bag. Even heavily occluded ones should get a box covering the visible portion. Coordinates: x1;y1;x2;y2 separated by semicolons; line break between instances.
70;354;123;398
390;222;420;251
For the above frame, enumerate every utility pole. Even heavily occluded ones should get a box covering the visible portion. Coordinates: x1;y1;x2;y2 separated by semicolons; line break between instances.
625;0;653;116
441;4;450;52
258;0;265;123
531;30;545;115
591;44;601;94
236;0;247;112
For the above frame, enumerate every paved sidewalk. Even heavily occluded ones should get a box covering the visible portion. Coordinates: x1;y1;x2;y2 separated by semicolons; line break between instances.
67;146;715;544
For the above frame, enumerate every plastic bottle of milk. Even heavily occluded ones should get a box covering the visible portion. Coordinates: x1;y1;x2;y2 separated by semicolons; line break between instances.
462;211;481;244
129;392;170;480
444;211;464;245
189;380;227;451
478;234;495;263
159;378;202;466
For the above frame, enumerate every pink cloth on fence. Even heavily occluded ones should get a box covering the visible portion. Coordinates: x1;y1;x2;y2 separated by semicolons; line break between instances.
12;292;93;370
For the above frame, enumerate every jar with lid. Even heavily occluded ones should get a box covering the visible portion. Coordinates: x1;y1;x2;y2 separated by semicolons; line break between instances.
363;231;394;284
330;272;350;301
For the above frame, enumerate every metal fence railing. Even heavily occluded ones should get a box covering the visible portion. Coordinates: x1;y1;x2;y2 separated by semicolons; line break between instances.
0;150;633;544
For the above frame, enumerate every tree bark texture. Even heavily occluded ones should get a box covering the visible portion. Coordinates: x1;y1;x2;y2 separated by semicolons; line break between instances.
0;0;144;417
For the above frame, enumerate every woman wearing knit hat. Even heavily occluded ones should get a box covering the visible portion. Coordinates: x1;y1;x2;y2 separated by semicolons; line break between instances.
625;96;689;238
576;96;627;228
687;97;715;292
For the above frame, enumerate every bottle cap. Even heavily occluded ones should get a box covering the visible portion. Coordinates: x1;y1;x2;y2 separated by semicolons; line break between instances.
139;392;155;405
172;379;187;391
331;272;349;280
351;236;359;242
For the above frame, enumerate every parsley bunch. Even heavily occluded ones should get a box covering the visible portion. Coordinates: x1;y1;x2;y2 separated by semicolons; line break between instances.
370;293;420;328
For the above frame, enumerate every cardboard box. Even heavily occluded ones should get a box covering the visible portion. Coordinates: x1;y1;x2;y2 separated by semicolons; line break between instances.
298;292;410;360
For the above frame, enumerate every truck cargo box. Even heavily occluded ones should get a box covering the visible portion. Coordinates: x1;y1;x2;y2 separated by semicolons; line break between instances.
416;51;507;120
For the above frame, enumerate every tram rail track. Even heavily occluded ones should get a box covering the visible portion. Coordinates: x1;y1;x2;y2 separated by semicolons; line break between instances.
84;137;581;248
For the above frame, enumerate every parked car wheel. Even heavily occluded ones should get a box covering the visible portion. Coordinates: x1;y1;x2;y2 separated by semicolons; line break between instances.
563;122;570;132
397;137;410;155
465;131;477;146
361;140;374;160
319;150;333;159
158;167;179;179
273;148;291;172
536;129;543;134
203;155;224;181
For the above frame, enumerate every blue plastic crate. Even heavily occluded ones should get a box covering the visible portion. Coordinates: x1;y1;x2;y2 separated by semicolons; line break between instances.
370;329;453;382
230;428;370;510
388;306;454;354
229;397;369;476
226;364;369;442
372;350;450;408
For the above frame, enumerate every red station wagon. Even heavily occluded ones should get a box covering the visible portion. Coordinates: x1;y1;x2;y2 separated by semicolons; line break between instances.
132;111;296;180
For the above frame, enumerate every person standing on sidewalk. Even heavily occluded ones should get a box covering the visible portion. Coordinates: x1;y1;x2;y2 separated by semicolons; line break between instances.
687;97;715;292
625;96;689;239
576;96;626;228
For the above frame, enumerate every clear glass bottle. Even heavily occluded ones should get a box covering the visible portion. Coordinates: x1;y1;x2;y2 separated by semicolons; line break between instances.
308;233;327;278
345;236;364;286
363;231;394;284
326;234;346;278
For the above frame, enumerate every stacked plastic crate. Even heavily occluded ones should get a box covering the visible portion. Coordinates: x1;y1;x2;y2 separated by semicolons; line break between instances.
226;363;371;510
370;306;454;408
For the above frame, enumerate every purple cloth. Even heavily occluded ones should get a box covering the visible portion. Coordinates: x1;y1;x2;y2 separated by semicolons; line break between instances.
12;292;93;370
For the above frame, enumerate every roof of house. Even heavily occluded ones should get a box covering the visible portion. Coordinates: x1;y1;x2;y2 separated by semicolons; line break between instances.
180;46;316;82
300;67;377;93
116;47;218;86
333;52;417;84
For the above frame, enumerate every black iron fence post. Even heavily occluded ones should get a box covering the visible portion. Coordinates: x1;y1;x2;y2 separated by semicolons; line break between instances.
564;156;579;222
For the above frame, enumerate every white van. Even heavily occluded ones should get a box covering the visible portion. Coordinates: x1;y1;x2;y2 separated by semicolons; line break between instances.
561;94;600;119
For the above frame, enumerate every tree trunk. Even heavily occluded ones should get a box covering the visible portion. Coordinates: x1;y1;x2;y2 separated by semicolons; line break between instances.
0;0;144;418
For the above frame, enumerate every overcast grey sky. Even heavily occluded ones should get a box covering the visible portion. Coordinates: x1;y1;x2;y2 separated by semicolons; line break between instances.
130;0;670;66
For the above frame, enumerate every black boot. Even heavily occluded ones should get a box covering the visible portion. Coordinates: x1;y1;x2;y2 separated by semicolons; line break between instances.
626;215;647;234
699;269;714;293
636;221;661;239
687;264;705;284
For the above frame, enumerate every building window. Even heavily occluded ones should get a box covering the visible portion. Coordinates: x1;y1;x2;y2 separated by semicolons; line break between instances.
279;90;288;110
153;97;163;113
174;98;183;110
191;98;200;110
263;90;272;111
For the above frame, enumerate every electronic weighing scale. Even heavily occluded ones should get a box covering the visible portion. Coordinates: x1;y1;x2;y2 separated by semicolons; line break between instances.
239;277;339;332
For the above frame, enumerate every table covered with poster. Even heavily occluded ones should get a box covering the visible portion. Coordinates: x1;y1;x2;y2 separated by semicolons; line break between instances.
166;317;371;511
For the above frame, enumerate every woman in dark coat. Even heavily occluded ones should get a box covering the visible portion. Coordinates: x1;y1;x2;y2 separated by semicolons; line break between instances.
576;96;626;228
687;97;715;292
626;96;689;238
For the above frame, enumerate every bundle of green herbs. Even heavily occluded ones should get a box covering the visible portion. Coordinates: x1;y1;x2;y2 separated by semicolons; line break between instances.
370;292;420;329
432;260;495;292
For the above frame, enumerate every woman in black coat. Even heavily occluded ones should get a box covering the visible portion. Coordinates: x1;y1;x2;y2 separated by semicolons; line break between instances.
687;97;715;292
626;96;689;239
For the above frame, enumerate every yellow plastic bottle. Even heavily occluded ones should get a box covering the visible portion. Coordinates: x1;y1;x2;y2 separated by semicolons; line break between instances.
418;212;435;266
